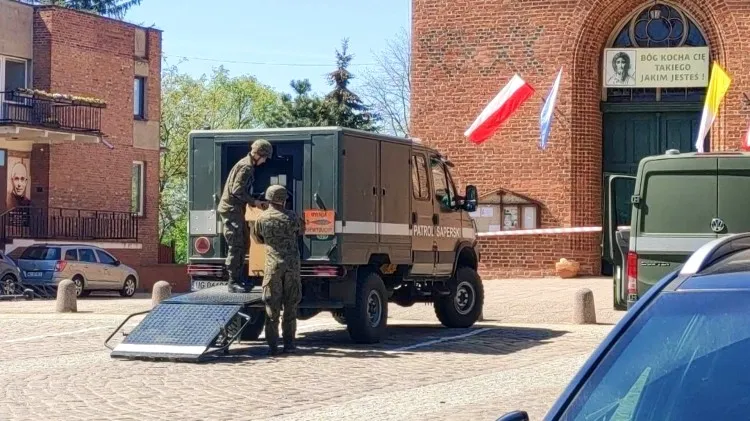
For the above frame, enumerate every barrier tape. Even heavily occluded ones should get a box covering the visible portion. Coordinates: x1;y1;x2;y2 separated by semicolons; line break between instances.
477;225;630;237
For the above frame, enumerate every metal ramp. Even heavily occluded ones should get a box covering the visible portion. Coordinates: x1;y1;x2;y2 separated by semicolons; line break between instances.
0;287;35;301
106;285;264;362
0;279;50;301
19;283;57;299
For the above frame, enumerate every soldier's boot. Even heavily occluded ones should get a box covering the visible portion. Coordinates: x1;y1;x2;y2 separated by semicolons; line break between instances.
227;282;247;293
282;318;297;353
265;316;281;356
225;245;251;293
282;337;296;353
228;283;249;293
267;343;281;356
226;270;248;293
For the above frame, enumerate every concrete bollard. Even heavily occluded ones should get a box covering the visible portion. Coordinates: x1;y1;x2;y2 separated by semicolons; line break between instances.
572;288;597;324
151;281;172;308
55;279;77;313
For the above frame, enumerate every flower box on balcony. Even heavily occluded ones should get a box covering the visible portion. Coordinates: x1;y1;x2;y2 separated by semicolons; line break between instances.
14;88;107;108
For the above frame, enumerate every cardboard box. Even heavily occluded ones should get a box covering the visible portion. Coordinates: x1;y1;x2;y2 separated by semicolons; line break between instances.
245;205;266;277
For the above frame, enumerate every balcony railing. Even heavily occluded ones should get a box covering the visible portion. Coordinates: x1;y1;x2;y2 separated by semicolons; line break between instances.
0;90;104;134
0;207;138;243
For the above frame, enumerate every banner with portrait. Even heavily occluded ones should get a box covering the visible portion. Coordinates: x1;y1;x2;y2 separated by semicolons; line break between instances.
603;46;709;88
7;152;31;209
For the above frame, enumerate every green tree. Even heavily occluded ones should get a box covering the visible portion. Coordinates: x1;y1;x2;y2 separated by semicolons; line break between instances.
266;79;331;128
267;39;379;131
20;0;142;19
159;64;281;263
324;38;379;131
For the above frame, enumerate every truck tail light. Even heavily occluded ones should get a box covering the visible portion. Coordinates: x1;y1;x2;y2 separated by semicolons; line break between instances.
627;251;638;295
313;266;339;277
187;264;224;278
55;260;67;272
194;237;211;254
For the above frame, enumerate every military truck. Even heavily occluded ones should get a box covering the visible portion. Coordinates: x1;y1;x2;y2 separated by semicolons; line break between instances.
186;127;483;343
605;150;750;310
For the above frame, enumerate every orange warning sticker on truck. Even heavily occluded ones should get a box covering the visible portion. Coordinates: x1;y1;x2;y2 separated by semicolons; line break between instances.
304;210;335;235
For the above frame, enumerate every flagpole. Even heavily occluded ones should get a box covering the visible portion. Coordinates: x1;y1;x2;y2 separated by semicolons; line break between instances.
532;86;569;128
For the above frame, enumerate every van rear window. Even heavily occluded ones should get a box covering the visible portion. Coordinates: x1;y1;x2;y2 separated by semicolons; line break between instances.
640;173;716;234
20;246;61;260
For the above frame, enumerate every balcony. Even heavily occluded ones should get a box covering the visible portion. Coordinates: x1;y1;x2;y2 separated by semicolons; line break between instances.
0;207;138;243
0;89;105;144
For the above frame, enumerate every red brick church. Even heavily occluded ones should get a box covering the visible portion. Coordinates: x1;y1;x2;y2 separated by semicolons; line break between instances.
411;0;749;278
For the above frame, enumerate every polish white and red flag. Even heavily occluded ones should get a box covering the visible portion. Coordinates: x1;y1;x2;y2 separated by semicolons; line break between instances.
743;120;750;151
464;74;535;144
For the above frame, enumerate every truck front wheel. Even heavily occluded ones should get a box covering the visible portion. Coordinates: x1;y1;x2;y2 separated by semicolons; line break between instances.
344;272;388;344
435;266;484;328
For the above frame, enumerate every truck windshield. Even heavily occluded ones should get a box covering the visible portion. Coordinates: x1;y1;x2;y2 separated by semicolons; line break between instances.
559;291;750;421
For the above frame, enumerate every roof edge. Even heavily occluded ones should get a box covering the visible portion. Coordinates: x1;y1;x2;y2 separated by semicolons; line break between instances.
34;4;163;32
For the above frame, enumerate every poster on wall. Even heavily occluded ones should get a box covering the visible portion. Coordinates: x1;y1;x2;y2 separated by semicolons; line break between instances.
7;154;31;209
603;46;709;88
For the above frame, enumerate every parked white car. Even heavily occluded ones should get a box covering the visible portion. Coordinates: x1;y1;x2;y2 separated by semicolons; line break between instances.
16;243;139;297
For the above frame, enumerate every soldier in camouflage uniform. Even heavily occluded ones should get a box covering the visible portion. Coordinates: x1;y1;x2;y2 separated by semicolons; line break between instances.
252;184;305;355
217;139;273;293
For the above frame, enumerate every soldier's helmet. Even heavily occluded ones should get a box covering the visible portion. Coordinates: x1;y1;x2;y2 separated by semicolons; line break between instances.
265;184;288;205
251;139;273;158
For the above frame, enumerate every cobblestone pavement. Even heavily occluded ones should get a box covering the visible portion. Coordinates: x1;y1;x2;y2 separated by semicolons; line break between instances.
0;277;622;420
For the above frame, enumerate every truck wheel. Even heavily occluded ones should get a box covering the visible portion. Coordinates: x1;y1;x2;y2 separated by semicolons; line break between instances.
435;266;484;328
345;272;388;344
240;307;266;342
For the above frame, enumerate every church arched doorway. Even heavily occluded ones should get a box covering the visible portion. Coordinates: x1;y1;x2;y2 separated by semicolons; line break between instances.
601;2;710;282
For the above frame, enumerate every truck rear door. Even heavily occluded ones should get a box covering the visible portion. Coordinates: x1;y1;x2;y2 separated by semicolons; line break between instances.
187;134;221;260
717;156;750;234
604;174;635;310
379;140;411;262
632;156;718;296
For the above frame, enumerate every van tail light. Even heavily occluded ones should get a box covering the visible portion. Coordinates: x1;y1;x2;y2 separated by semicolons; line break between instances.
627;251;638;295
55;260;67;272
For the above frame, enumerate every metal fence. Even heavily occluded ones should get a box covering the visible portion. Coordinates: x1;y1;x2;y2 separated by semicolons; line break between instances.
0;91;103;133
0;207;138;242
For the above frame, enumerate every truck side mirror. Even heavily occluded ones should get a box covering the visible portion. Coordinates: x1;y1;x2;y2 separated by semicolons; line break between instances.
463;185;478;212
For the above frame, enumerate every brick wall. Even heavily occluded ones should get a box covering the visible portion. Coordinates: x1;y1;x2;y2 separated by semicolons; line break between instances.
477;233;600;278
412;0;750;277
30;7;162;267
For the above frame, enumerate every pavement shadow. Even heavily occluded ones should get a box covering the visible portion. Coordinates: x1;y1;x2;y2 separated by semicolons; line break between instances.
205;324;569;364
300;324;569;355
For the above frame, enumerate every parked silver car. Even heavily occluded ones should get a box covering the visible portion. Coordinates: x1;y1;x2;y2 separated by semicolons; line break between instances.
16;243;140;297
0;250;23;295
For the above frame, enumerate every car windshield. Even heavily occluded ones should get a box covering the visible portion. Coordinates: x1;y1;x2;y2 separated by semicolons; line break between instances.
559;290;750;421
20;246;61;261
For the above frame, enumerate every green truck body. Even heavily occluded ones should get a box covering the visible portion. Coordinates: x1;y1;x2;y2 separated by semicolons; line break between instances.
186;126;484;343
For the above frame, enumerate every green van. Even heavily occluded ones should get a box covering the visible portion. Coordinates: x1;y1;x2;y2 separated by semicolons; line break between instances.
607;150;750;310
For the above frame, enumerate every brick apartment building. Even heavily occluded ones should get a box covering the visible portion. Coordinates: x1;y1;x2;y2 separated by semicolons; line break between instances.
0;0;183;290
411;0;750;278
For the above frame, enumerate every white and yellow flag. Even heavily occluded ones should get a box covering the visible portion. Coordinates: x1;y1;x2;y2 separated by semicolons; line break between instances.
695;62;732;152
